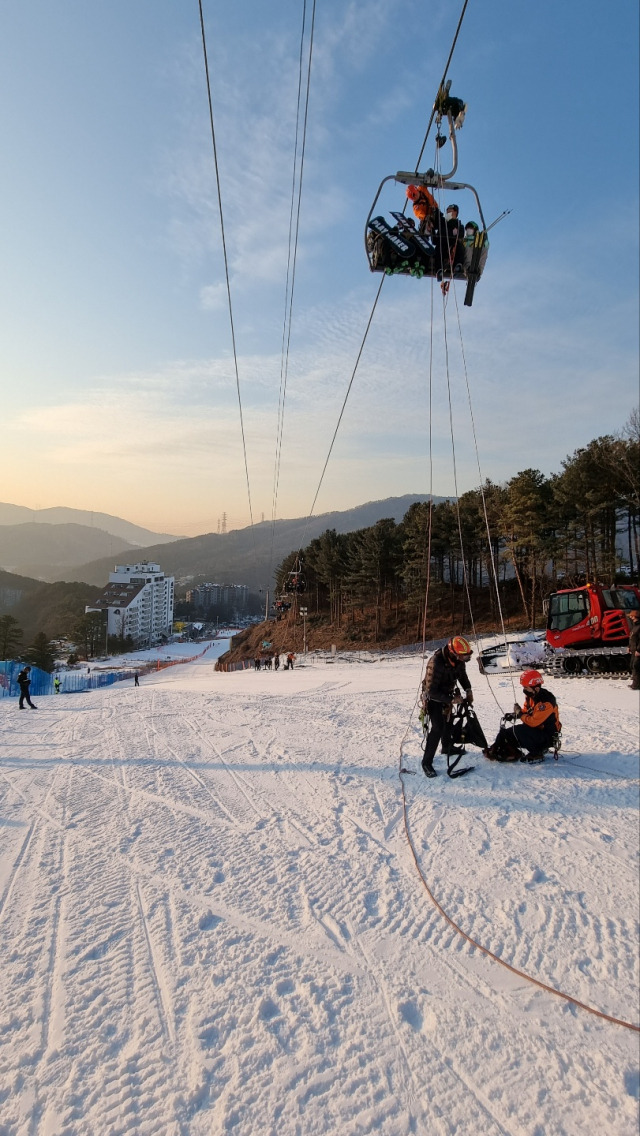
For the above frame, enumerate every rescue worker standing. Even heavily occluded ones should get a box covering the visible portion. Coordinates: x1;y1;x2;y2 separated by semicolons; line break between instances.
628;609;640;690
421;637;474;778
484;670;560;762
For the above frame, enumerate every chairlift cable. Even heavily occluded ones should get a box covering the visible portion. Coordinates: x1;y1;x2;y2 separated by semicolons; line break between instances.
413;0;471;173
197;0;257;552
299;276;386;549
295;6;473;573
270;0;317;582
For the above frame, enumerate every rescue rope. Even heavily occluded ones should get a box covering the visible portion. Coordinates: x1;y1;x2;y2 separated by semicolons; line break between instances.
398;279;437;758
298;0;473;548
449;281;518;708
396;159;638;1036
396;759;640;1032
439;266;513;715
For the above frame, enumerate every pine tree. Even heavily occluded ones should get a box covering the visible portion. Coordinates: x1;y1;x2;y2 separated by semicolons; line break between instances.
25;632;56;673
0;614;23;660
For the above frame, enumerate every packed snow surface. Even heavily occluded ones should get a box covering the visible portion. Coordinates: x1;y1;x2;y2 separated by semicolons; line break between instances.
0;642;638;1135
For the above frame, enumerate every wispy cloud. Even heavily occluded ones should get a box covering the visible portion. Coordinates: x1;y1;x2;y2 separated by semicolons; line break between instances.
5;237;636;533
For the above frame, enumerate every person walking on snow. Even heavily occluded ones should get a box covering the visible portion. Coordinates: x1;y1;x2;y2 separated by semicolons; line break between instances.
420;637;474;777
628;609;640;690
134;672;140;687
53;676;61;693
17;665;37;709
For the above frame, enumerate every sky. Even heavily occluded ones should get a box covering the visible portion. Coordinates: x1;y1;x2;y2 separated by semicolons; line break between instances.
1;0;638;538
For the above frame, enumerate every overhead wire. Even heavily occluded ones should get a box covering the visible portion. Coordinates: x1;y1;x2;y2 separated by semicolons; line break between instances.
197;0;257;555
299;0;471;546
414;0;470;173
270;0;317;585
449;265;519;708
301;276;386;547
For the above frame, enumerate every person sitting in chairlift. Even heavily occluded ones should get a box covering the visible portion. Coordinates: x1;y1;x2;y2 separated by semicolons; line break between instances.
462;220;489;279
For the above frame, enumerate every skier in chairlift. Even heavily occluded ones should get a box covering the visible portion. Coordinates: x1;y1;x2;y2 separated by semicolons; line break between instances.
406;187;464;275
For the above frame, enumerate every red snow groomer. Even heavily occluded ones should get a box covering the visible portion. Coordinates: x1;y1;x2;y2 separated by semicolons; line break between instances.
545;582;640;675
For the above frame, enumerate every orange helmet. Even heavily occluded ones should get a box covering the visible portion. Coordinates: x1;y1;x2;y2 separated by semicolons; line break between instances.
520;669;543;688
448;635;473;660
406;185;421;201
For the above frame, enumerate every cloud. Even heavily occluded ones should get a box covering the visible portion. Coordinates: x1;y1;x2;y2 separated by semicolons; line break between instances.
4;230;637;532
200;282;228;311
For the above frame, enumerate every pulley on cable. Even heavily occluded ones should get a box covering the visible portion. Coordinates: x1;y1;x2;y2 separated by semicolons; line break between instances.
272;554;307;616
365;81;498;307
283;554;307;596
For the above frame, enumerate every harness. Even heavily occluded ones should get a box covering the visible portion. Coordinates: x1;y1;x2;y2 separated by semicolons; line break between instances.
422;699;487;778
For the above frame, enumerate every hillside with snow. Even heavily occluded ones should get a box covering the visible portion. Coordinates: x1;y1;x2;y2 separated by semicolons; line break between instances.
0;644;638;1135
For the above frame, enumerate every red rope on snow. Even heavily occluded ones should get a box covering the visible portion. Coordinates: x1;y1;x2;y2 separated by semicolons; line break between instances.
397;757;640;1033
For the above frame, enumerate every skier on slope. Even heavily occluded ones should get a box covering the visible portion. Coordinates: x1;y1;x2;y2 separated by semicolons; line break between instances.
420;637;474;778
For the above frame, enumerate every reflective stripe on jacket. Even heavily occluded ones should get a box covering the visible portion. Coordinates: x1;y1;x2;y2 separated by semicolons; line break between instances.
520;687;561;733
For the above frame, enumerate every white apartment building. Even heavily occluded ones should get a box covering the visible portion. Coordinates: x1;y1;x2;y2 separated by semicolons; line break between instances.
86;561;175;645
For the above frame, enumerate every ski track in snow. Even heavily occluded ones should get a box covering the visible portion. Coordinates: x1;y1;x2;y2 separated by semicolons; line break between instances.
0;652;638;1135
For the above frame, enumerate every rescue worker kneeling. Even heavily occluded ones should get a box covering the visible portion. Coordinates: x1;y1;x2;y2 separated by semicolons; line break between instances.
484;670;561;763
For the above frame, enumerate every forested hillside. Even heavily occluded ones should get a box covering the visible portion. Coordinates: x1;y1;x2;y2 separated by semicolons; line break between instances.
273;428;639;638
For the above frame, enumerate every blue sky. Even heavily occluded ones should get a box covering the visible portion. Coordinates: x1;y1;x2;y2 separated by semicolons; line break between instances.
1;0;638;537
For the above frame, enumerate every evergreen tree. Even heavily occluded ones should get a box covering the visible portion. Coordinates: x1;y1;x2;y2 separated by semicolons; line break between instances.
0;614;23;660
24;632;56;673
554;436;626;581
304;530;348;624
501;469;554;625
73;612;106;659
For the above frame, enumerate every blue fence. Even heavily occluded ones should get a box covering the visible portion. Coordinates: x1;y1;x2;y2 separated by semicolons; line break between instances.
0;661;139;698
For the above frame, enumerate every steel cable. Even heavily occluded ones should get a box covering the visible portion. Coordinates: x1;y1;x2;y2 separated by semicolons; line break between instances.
270;0;317;584
198;0;256;555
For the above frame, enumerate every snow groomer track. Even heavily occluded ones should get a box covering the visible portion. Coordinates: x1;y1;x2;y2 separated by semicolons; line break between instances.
0;651;638;1136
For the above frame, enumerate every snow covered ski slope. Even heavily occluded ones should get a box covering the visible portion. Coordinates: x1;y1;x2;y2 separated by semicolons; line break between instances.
0;648;638;1135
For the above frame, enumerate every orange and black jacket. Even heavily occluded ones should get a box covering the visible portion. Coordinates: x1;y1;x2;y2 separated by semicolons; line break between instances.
518;687;561;735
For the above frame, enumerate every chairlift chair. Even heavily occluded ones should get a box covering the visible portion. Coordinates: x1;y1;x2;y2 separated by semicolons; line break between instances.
365;85;489;307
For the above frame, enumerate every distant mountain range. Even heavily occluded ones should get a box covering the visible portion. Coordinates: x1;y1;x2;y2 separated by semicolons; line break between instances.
63;495;447;591
0;523;137;581
0;503;179;546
